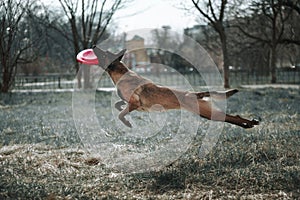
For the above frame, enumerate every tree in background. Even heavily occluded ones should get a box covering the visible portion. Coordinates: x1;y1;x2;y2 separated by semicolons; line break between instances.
190;0;231;88
236;0;300;83
282;0;300;15
280;0;300;65
150;26;177;65
55;0;127;88
0;0;46;92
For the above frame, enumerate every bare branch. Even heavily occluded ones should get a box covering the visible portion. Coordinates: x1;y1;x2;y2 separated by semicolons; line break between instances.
191;0;215;24
280;38;300;45
219;0;227;21
282;0;300;15
208;0;218;21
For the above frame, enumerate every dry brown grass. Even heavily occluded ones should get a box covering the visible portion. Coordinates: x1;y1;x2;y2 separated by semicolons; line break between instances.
0;88;299;199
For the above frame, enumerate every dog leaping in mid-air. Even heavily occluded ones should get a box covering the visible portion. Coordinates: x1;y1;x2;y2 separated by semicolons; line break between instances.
87;46;259;129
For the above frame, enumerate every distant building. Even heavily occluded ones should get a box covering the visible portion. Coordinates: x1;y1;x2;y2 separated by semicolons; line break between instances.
184;25;217;42
184;25;207;41
125;35;149;69
184;24;223;70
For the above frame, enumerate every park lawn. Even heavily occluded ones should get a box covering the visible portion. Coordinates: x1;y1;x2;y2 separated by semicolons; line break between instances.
0;87;299;199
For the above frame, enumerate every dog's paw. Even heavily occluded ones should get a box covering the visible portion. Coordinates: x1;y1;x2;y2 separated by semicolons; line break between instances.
242;119;260;128
121;119;132;128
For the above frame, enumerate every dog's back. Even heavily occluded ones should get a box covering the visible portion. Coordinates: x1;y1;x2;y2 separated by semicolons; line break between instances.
92;46;259;129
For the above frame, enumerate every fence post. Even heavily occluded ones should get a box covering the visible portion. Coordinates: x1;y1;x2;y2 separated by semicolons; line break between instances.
58;76;61;89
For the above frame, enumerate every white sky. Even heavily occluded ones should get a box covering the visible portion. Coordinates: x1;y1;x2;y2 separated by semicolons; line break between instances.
42;0;198;33
112;0;198;33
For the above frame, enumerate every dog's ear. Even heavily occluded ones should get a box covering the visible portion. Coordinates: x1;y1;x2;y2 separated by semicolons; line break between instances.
116;49;126;61
93;46;126;68
106;49;126;63
93;45;108;68
106;49;126;62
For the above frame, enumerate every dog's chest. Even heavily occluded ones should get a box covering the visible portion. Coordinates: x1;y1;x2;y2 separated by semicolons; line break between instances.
115;72;152;101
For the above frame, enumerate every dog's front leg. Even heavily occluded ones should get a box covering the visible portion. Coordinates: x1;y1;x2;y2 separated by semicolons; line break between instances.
118;103;132;128
115;100;126;111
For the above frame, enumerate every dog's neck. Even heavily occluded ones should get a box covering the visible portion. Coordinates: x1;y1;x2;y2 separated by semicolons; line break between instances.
106;61;129;84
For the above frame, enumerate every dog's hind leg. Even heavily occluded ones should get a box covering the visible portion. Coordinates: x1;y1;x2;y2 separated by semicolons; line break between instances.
224;114;259;128
198;103;258;127
183;98;259;129
199;105;259;128
194;89;238;100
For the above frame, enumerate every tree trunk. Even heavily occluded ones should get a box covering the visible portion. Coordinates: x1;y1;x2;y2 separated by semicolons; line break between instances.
83;65;91;89
70;15;83;89
219;30;230;88
270;45;277;83
1;71;11;93
77;66;82;89
1;61;13;93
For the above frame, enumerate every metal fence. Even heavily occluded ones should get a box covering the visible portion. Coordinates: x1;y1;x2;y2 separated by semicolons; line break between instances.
9;68;300;91
12;74;76;90
229;68;300;86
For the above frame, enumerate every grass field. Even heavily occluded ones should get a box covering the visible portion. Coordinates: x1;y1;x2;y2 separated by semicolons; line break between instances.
0;87;299;199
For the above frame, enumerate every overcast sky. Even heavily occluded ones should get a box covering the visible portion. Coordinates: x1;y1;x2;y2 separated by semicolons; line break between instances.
43;0;198;33
112;0;198;33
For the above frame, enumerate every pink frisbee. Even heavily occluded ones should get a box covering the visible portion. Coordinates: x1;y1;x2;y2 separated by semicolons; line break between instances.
76;49;98;65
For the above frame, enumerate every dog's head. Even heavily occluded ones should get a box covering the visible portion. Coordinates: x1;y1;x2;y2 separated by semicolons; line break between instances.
93;45;126;69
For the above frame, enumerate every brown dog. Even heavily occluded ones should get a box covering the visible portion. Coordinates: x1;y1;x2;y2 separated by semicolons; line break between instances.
93;46;259;129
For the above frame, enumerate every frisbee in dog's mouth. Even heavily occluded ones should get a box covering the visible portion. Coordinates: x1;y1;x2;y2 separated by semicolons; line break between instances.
76;49;98;65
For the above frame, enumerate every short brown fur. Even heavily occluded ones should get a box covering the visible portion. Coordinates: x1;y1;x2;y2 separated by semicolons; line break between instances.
93;47;259;129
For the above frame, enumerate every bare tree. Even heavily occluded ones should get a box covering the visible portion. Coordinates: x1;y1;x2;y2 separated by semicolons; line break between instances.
151;26;177;65
282;0;300;15
56;0;127;88
236;0;298;83
190;0;231;88
0;0;44;92
280;0;300;45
